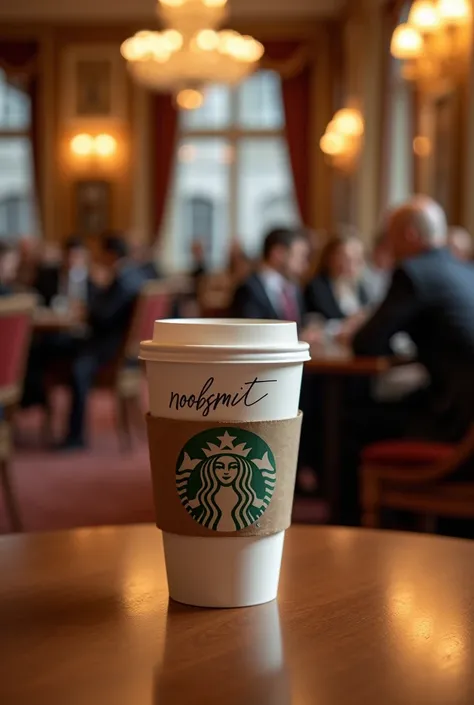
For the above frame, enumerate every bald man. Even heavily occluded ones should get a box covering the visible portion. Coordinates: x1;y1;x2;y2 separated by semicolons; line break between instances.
352;196;474;442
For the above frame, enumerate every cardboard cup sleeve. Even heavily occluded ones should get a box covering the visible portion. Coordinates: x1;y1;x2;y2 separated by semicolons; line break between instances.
146;413;303;538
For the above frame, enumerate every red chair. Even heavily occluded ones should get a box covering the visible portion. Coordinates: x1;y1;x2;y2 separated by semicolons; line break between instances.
0;293;36;532
360;428;474;530
94;280;171;449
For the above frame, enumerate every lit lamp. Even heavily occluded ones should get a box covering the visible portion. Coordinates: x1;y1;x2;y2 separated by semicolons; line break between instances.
408;1;441;34
70;133;118;160
391;0;472;93
121;0;264;109
438;0;472;69
332;108;365;138
70;133;95;157
320;106;364;173
94;134;117;157
390;24;423;80
320;132;347;158
175;87;204;110
438;0;472;26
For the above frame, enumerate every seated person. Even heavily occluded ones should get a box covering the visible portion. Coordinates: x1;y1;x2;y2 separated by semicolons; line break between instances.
352;196;474;444
23;234;146;450
305;234;368;321
0;241;19;296
231;228;309;324
363;230;394;305
34;235;90;307
228;239;253;286
129;238;161;280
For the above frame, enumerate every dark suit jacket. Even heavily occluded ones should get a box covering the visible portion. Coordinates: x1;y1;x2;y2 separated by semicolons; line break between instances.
87;263;146;364
353;249;474;441
34;265;93;306
140;261;161;280
305;274;369;320
34;264;60;306
231;271;305;323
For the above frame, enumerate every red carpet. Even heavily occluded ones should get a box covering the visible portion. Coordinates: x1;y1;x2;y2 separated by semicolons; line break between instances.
1;389;325;534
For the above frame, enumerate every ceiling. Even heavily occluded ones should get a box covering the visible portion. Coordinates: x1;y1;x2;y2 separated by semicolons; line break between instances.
0;0;346;21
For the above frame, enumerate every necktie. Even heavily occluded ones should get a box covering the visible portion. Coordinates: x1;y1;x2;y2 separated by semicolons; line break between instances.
280;282;299;322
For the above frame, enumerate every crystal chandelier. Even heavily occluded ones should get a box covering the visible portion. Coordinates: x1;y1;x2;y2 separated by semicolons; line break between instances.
390;0;472;94
121;0;264;109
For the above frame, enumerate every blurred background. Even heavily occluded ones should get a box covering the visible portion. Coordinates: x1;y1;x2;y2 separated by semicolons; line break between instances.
1;0;472;259
1;0;474;535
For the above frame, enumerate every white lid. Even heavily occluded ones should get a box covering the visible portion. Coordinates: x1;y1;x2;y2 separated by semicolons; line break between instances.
139;318;310;364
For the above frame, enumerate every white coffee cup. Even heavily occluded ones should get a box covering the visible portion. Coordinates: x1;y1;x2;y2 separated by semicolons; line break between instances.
140;318;310;608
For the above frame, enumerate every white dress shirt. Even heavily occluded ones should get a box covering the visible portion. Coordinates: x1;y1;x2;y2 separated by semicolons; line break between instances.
332;279;362;317
258;267;299;320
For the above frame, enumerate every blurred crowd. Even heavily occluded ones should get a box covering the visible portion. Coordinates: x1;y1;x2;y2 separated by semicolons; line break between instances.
1;199;474;524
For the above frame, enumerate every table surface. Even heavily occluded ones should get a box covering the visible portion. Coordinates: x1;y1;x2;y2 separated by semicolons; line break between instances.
33;307;80;332
1;525;473;705
307;345;406;375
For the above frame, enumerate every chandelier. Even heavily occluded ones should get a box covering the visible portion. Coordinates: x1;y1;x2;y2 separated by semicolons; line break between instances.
390;0;472;94
121;0;264;109
320;107;365;174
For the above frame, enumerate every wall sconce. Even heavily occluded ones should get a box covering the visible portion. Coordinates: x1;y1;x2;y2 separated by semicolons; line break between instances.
70;133;118;159
320;107;365;173
391;0;472;95
413;135;432;157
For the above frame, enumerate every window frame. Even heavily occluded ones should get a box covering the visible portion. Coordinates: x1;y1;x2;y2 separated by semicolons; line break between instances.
177;76;289;242
0;70;36;240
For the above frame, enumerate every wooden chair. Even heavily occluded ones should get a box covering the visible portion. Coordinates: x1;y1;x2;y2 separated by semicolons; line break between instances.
0;293;37;532
95;280;171;449
360;427;474;530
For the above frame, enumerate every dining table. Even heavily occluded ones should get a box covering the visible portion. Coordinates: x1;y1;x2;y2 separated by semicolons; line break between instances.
305;345;412;523
32;307;82;333
1;523;473;705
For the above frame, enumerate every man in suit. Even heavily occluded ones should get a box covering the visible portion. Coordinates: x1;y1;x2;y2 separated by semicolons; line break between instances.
231;228;309;324
352;196;474;443
24;234;146;450
34;236;90;307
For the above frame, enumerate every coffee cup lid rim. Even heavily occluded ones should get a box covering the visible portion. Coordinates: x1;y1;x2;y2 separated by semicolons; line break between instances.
139;340;310;364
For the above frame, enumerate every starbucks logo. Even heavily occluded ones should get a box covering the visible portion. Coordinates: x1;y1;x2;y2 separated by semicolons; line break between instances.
176;428;277;532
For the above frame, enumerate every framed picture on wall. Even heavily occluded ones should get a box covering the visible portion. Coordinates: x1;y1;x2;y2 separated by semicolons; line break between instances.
75;180;111;235
61;44;127;123
76;60;112;117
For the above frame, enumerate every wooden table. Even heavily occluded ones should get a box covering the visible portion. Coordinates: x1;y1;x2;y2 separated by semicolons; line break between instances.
306;347;399;376
305;348;411;524
1;524;473;705
33;308;80;333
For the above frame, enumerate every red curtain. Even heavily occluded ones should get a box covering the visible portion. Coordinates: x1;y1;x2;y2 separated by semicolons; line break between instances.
151;93;178;240
263;41;312;225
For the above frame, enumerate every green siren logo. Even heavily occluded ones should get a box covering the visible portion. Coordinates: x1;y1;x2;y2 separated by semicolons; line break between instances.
176;428;277;532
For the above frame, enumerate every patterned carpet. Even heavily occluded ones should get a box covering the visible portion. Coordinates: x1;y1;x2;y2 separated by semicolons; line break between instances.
0;389;325;534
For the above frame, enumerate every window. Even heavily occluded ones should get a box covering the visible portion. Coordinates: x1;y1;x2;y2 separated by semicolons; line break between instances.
161;71;300;271
0;69;38;241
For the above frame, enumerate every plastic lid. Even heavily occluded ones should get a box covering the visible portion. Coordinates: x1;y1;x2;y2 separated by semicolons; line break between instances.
139;319;310;364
